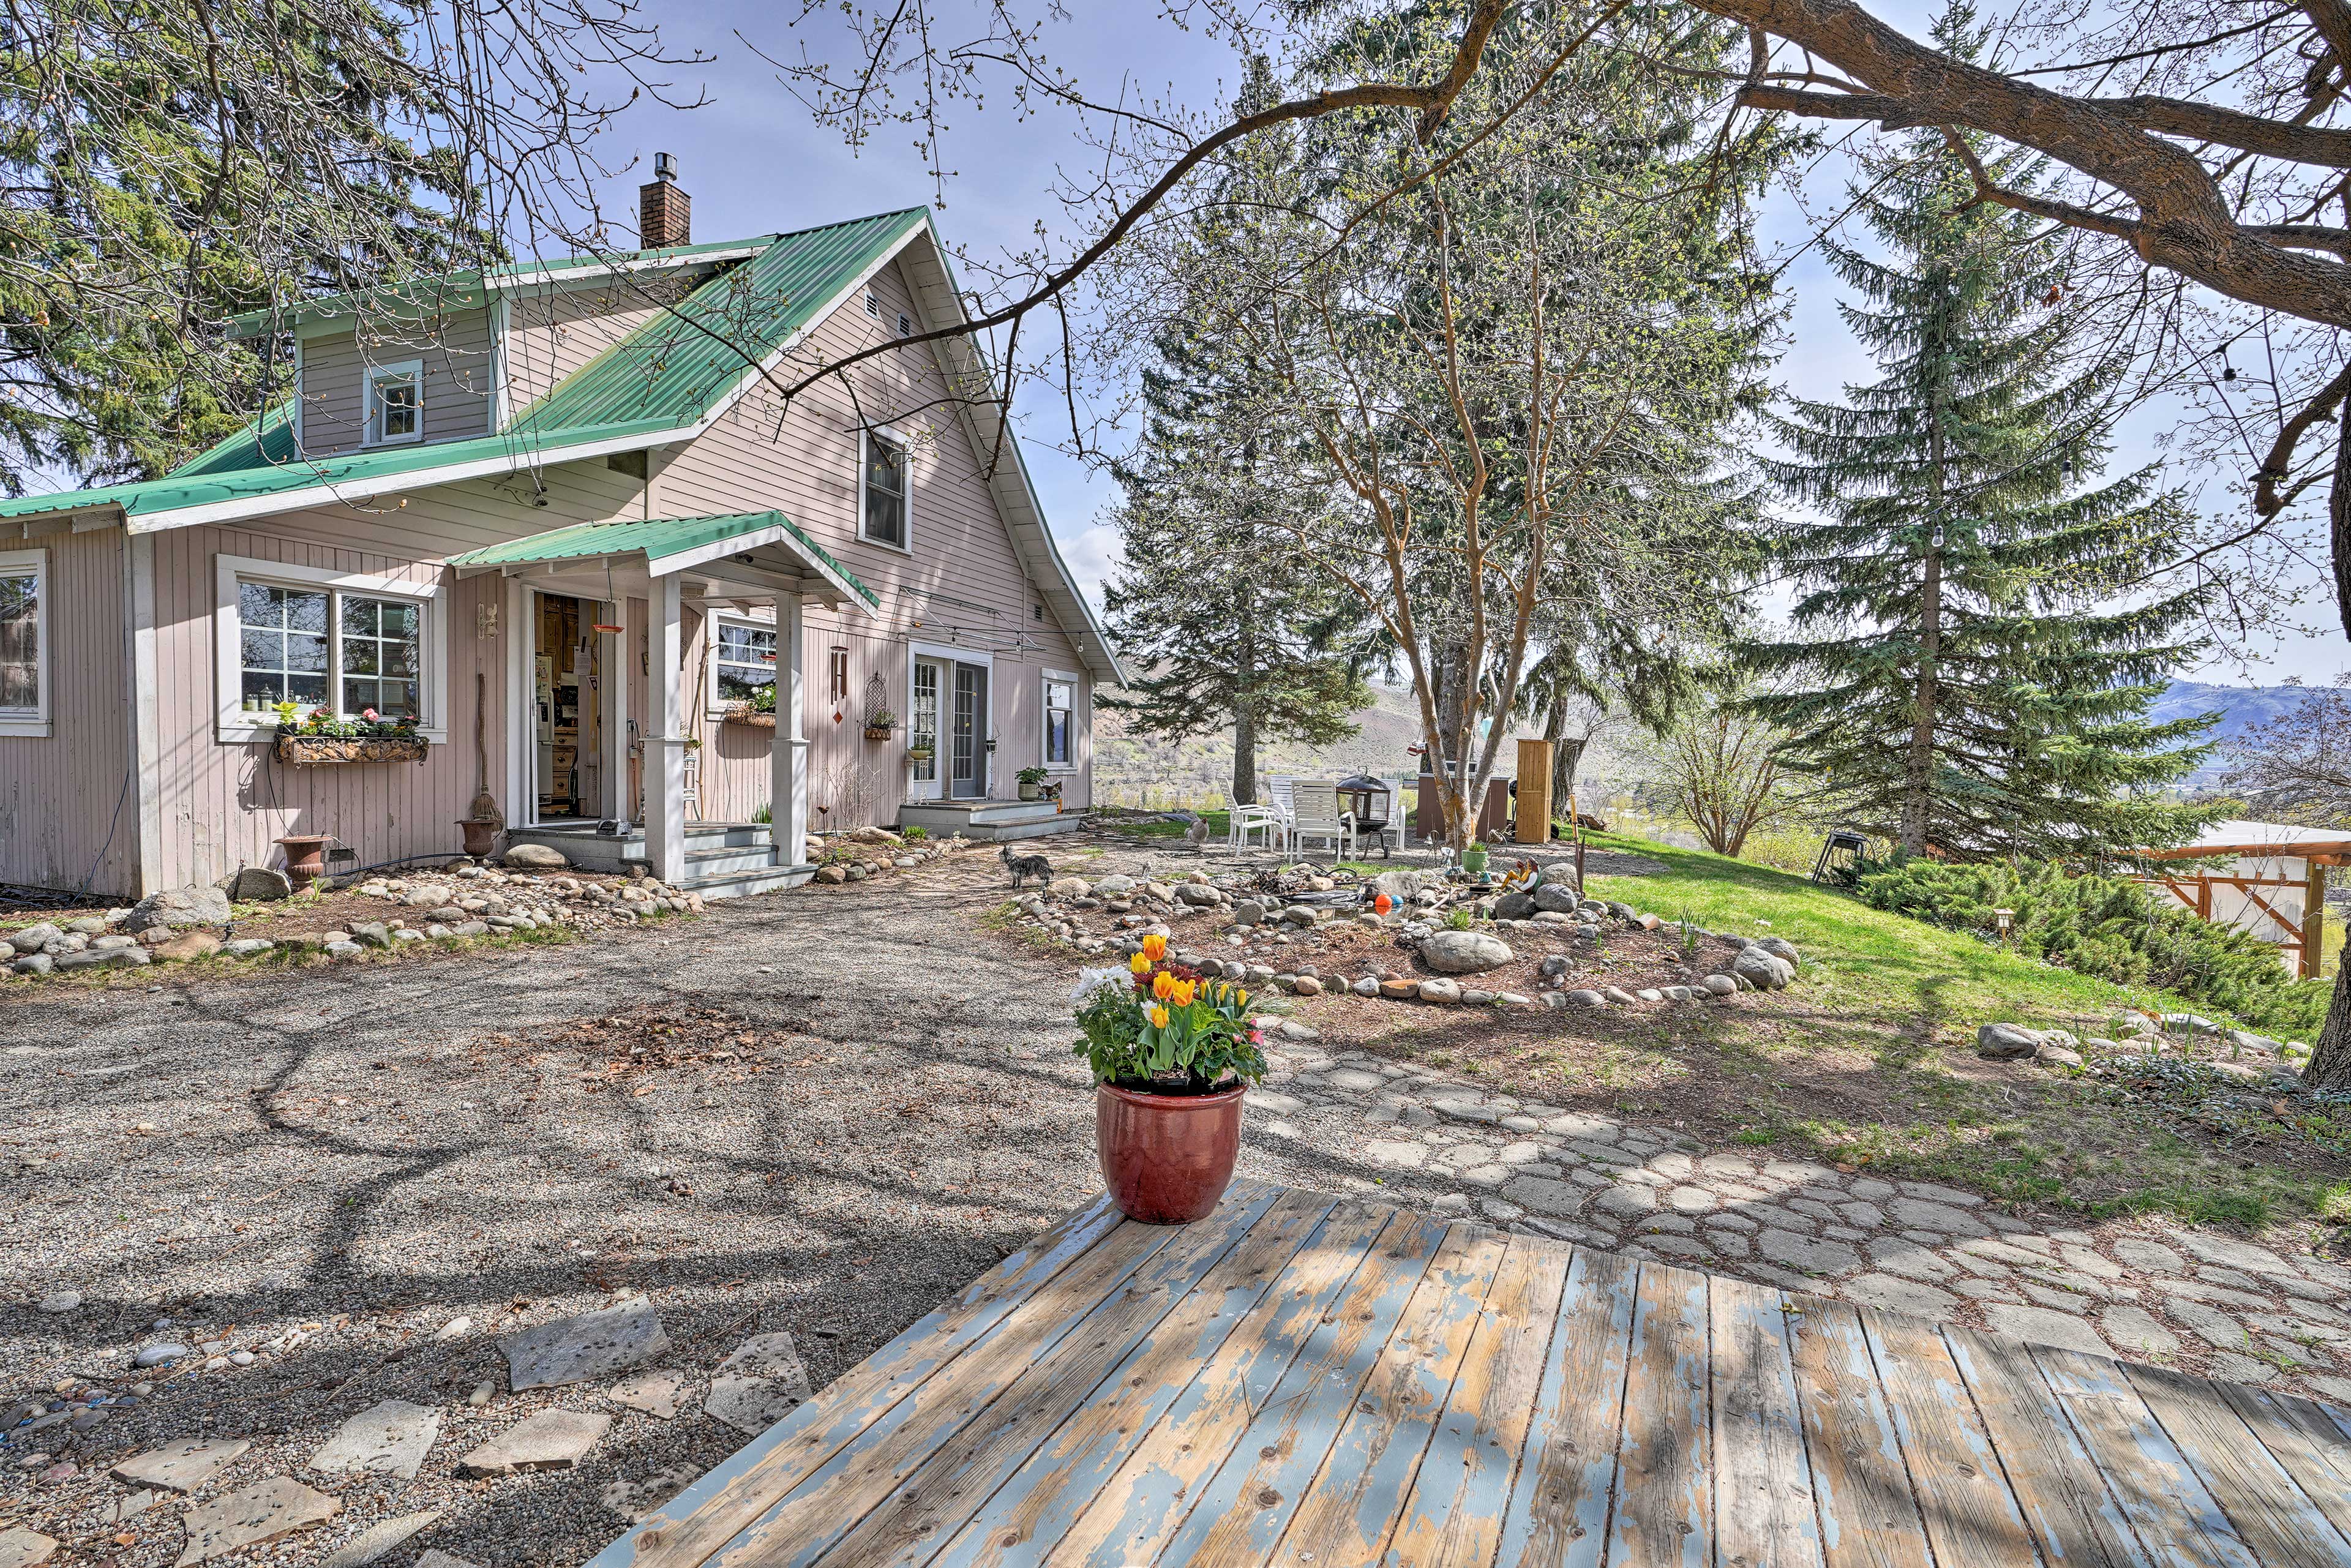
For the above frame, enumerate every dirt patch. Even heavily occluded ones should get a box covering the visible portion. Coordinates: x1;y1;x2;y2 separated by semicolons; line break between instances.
514;1000;822;1082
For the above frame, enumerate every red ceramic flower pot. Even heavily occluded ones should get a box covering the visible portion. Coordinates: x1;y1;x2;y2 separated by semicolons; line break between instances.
1095;1080;1245;1225
275;833;332;890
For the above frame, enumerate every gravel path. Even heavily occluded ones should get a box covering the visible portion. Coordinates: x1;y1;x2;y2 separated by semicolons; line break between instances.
2;839;2346;1568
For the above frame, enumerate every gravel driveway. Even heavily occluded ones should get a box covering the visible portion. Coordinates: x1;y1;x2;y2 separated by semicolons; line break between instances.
0;845;1409;1568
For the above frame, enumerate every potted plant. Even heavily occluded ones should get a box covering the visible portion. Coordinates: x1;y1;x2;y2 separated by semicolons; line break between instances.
1017;765;1049;801
864;708;896;741
906;740;934;762
1461;839;1490;879
725;687;779;729
1073;934;1267;1223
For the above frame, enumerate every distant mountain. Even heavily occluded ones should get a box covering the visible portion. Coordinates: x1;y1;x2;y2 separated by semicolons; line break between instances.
2150;680;2326;746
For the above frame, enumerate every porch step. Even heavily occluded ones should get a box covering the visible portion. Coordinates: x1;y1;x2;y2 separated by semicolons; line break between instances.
895;798;1085;842
678;861;816;900
683;842;790;879
502;821;762;874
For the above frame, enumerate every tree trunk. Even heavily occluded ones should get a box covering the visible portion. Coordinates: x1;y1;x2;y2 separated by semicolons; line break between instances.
1231;587;1258;806
1554;737;1586;817
2334;386;2351;642
1900;419;1945;857
2308;952;2351;1090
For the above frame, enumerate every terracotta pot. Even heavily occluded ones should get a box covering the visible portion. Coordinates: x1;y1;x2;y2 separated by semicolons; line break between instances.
1095;1080;1245;1225
457;819;499;858
275;833;332;890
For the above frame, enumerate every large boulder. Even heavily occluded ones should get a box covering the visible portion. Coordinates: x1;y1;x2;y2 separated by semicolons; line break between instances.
1731;946;1793;991
1044;877;1091;901
503;843;569;871
230;866;294;902
1537;862;1579;888
122;884;231;932
1755;936;1801;968
3;922;61;955
1491;891;1538;921
1371;869;1444;907
1090;873;1136;899
1532;882;1580;914
1419;929;1514;975
1175;883;1224;906
1975;1022;2042;1060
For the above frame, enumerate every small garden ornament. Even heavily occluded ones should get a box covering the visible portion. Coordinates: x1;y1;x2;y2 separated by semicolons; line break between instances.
1073;933;1267;1223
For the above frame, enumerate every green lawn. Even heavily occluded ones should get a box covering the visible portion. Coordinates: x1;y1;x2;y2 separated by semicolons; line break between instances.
1559;830;2351;1229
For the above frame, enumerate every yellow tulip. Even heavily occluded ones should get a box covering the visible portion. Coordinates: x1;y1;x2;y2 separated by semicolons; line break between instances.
1234;987;1249;1008
1170;978;1196;1008
1141;932;1168;961
1149;1004;1171;1028
1153;970;1176;1000
1129;952;1150;975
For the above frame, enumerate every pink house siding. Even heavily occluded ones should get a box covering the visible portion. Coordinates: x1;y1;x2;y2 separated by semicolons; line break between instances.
0;528;135;896
656;254;1095;827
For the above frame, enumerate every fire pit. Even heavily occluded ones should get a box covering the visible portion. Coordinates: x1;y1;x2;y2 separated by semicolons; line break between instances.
1335;775;1399;857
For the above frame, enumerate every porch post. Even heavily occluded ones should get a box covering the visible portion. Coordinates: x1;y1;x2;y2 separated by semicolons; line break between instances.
772;592;809;866
601;601;628;827
647;572;686;882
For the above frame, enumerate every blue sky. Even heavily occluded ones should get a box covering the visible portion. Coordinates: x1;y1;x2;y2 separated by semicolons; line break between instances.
605;2;2344;685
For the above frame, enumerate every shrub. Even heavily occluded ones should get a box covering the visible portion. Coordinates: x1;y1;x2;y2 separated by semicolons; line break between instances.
902;825;928;841
1851;857;2328;1035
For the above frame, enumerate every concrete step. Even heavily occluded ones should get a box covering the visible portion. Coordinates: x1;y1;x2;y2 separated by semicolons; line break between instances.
677;862;816;899
683;842;787;879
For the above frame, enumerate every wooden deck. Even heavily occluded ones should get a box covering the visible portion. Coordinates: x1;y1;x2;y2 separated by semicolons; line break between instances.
591;1182;2351;1568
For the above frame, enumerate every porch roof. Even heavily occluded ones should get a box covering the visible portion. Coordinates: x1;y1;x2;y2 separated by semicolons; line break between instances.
447;510;879;613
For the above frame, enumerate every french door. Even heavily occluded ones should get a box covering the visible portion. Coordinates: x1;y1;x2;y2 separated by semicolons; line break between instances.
951;664;988;798
907;659;944;802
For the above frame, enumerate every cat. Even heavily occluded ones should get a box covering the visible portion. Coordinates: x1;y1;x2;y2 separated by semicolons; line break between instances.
1000;842;1054;888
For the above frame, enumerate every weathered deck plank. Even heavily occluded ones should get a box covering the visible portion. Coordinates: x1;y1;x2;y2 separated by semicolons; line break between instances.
1861;1307;2043;1568
1708;1275;1821;1568
598;1185;2351;1568
1607;1262;1714;1568
1037;1201;1397;1568
1493;1245;1637;1568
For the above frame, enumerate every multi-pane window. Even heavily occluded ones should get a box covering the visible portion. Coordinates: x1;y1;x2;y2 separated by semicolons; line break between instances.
340;596;421;716
716;620;778;703
861;430;907;548
238;579;424;717
1044;677;1074;767
0;552;41;722
367;362;422;445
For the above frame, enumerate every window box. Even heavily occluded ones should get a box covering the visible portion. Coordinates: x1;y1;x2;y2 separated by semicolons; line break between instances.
722;703;778;730
274;733;430;765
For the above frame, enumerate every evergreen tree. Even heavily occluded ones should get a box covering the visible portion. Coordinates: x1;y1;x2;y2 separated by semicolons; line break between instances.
1744;5;2219;860
1101;317;1373;806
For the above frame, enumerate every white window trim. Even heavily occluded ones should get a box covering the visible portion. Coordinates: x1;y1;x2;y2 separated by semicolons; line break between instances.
857;425;913;554
214;552;448;743
1041;666;1081;774
0;547;50;738
364;358;425;447
707;607;779;721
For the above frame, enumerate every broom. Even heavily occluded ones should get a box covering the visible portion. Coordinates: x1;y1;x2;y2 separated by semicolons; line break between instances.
470;670;504;828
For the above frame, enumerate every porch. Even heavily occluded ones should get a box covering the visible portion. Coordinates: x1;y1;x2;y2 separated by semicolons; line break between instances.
894;797;1084;841
590;1181;2351;1568
450;510;879;896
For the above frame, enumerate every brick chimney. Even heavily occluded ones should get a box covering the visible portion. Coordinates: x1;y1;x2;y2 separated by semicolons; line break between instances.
639;152;690;249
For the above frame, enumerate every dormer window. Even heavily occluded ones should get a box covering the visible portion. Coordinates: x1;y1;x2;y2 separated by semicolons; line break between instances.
366;361;422;446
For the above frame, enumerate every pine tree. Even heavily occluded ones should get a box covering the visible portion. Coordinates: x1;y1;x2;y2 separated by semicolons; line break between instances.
1101;318;1373;805
1743;5;2219;860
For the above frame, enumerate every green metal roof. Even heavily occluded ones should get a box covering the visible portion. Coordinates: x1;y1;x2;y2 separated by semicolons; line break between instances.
448;510;880;612
0;208;932;528
221;233;782;339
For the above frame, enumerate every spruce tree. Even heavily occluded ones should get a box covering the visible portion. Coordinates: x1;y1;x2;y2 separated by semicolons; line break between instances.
1744;6;2220;860
1101;318;1373;806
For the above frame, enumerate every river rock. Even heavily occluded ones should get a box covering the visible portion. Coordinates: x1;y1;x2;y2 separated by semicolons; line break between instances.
122;884;231;932
3;923;60;955
1419;930;1513;974
1731;947;1793;991
1976;1022;2042;1060
1755;936;1801;968
502;844;569;870
1492;891;1538;921
1532;883;1580;913
1418;977;1463;1003
154;931;223;962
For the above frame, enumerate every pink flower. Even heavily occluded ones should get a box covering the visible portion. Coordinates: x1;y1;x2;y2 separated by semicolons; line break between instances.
1248;1029;1264;1046
362;708;380;722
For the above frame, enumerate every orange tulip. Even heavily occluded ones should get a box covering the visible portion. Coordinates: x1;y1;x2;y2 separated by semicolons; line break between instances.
1148;1004;1171;1028
1129;951;1150;975
1141;932;1168;961
1152;970;1176;1000
1169;978;1197;1008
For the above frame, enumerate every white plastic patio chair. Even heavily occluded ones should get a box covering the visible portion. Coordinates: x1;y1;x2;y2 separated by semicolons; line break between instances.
1289;779;1350;858
1229;775;1296;852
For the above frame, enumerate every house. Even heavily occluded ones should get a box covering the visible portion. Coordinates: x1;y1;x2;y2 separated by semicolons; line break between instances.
0;163;1122;901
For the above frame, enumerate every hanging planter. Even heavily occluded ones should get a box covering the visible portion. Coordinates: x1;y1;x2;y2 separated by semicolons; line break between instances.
863;708;896;742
